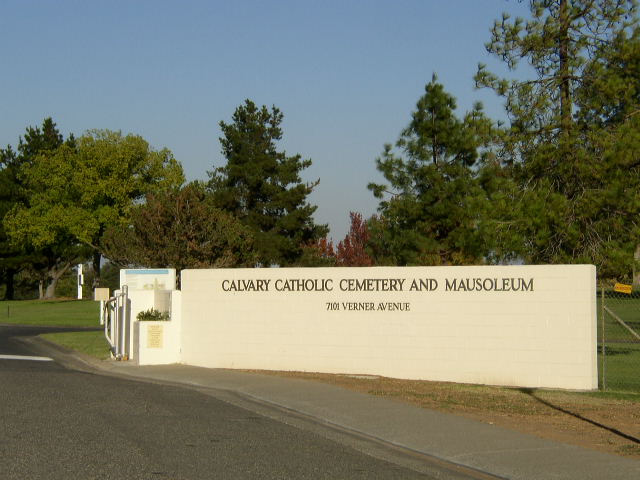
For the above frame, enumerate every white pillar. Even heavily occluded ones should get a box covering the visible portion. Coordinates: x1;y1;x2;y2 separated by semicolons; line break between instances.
77;264;83;300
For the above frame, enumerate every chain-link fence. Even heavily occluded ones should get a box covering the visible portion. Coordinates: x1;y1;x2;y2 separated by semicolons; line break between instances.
599;285;640;392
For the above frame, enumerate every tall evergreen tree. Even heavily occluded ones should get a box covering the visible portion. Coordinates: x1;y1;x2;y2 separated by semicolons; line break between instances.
475;1;639;273
577;27;640;126
208;100;327;266
476;0;637;152
574;28;640;280
368;76;493;266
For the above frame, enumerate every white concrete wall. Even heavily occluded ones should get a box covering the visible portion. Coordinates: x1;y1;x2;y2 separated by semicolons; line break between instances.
134;320;181;365
180;265;597;390
125;280;179;363
131;290;182;365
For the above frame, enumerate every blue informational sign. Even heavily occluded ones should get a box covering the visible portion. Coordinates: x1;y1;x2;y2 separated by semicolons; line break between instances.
120;268;176;291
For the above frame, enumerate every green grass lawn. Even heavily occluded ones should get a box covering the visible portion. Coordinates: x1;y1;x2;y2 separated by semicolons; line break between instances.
41;330;111;359
600;343;640;392
597;293;640;392
1;299;110;359
1;299;100;327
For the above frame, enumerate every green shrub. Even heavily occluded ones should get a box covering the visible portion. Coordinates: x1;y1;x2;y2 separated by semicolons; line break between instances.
136;308;170;321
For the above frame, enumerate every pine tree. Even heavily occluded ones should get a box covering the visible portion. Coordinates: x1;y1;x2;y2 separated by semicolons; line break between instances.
475;1;639;272
208;100;327;266
476;1;637;151
368;76;492;266
575;28;640;280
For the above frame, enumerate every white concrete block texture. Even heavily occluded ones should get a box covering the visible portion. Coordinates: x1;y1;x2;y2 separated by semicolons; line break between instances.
180;265;597;390
130;290;182;365
135;317;181;365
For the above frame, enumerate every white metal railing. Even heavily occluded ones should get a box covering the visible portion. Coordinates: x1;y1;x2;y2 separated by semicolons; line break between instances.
102;285;129;360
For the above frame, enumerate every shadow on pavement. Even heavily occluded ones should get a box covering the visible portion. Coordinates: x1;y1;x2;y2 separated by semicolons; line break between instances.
519;387;640;445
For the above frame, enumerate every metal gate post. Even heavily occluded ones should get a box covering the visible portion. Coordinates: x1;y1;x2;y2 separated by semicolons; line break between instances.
120;285;128;360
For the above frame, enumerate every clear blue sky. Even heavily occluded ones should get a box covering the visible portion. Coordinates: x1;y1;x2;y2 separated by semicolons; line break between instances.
1;0;531;240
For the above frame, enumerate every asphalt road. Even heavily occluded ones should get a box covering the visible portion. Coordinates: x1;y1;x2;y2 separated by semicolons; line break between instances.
0;325;488;480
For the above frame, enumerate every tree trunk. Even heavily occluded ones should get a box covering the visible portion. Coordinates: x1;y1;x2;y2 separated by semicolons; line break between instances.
558;0;571;137
42;262;72;300
92;250;101;288
3;268;15;300
634;244;640;286
44;279;58;300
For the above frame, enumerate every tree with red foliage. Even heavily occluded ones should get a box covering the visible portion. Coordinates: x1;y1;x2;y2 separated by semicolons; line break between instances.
336;212;373;267
315;237;336;259
297;236;336;266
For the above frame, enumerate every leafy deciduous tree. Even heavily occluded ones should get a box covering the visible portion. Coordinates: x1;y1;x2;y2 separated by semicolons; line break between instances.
1;118;83;299
303;212;374;267
101;182;256;272
5;129;185;288
335;212;373;266
0;146;23;299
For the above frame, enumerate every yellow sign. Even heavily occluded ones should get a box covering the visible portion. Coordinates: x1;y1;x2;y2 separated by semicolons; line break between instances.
93;288;110;301
147;324;164;349
614;283;633;295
